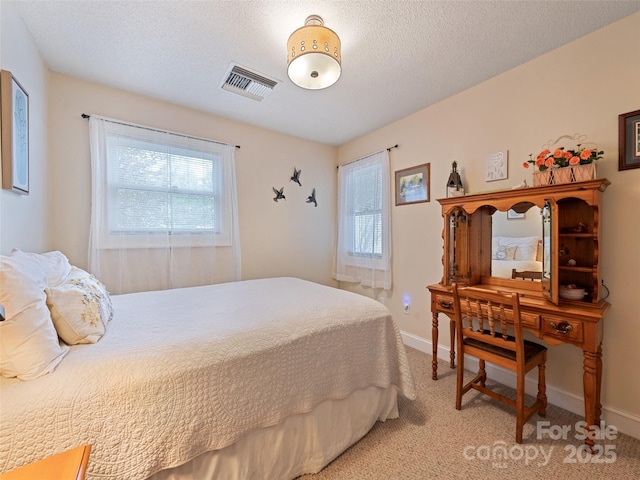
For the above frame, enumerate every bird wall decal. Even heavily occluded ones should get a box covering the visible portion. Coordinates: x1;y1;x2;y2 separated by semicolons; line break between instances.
306;188;317;207
290;167;302;186
273;186;286;202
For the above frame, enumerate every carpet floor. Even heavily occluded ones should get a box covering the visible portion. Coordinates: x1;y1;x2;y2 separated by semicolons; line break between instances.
299;346;640;479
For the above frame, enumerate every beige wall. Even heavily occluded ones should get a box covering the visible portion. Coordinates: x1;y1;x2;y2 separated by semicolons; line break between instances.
0;2;50;254
1;3;338;285
46;74;338;285
339;13;640;424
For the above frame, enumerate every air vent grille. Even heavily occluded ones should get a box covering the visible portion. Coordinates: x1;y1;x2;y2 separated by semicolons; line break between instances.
221;64;279;101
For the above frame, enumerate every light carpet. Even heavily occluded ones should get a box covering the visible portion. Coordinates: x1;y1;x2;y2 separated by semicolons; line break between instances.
299;347;640;479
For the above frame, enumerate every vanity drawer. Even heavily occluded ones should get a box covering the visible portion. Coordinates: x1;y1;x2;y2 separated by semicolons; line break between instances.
433;293;454;313
433;293;539;330
542;316;583;343
521;312;540;329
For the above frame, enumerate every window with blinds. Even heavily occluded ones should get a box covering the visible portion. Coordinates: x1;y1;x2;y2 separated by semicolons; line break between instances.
348;162;383;258
106;134;221;235
91;118;237;251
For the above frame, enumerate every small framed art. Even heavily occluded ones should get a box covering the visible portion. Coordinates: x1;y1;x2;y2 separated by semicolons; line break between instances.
485;150;508;181
1;70;30;194
507;209;525;219
395;163;430;206
619;109;640;171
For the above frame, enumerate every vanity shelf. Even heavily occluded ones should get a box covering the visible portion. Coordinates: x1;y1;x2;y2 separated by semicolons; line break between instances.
559;266;594;273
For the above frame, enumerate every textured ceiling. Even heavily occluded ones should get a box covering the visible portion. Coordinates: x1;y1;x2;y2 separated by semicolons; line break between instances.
9;0;640;146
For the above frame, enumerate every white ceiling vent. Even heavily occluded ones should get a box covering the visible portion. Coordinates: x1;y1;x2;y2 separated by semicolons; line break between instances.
220;64;279;101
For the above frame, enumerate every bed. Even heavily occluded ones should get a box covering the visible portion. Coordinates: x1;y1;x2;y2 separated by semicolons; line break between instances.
0;251;415;480
491;236;542;279
491;259;542;279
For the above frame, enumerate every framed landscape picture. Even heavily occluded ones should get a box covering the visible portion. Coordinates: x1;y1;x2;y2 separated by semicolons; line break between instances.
1;70;29;194
395;163;430;206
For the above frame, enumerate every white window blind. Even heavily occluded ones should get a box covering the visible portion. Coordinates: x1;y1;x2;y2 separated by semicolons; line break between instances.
89;118;238;248
107;134;222;235
349;162;383;257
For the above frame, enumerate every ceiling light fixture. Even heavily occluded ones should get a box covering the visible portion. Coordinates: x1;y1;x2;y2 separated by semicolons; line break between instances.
287;15;341;90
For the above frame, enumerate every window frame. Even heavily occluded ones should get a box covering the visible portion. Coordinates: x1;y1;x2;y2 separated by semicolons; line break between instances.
96;121;234;249
341;158;390;270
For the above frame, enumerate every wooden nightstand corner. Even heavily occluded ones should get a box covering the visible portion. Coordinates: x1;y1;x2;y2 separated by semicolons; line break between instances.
0;445;91;480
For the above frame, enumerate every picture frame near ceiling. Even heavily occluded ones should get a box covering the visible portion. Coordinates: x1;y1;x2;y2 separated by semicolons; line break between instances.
1;70;30;194
395;163;430;206
485;150;508;182
618;109;640;171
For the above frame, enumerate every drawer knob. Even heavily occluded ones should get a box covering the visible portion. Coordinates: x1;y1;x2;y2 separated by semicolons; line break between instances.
439;299;453;309
550;321;573;334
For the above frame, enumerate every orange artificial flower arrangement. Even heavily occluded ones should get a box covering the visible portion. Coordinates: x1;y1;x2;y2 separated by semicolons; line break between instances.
523;145;603;172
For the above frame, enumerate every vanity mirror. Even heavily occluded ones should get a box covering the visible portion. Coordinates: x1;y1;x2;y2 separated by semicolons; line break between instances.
491;207;542;281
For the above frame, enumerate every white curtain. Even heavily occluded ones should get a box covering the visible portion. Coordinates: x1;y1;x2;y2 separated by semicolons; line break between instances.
88;116;241;294
333;150;392;289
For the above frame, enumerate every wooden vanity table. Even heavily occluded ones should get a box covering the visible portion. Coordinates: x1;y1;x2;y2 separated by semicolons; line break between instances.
427;179;610;448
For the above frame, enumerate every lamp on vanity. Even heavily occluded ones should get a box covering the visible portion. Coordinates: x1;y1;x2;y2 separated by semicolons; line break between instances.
287;15;341;90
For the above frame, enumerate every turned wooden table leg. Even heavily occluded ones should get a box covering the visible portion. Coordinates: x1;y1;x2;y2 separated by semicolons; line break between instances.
583;348;602;450
449;318;456;369
432;312;439;380
595;344;603;423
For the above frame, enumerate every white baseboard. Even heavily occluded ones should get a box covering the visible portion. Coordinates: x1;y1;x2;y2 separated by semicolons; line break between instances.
400;330;640;440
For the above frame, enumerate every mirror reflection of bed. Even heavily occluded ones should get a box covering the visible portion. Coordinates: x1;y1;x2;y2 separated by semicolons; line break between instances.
491;207;542;281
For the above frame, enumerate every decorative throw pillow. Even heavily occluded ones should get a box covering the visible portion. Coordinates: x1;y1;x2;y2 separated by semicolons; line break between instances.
499;236;539;261
46;267;113;345
492;244;517;261
11;249;72;287
0;252;69;380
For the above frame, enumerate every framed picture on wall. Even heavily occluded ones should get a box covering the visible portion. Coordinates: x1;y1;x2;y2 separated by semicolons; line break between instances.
485;150;508;181
1;70;30;194
619;109;640;171
395;163;430;206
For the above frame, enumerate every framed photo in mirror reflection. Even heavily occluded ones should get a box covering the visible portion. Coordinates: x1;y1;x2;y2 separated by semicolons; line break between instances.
507;209;525;219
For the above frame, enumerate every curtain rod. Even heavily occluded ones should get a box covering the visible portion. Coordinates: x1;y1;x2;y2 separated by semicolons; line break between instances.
81;113;240;149
337;144;398;169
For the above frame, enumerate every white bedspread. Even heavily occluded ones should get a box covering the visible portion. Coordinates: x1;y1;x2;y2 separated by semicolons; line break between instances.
0;277;415;479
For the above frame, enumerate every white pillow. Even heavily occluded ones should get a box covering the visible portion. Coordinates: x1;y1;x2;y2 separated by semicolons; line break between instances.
492;244;517;261
46;266;113;345
499;237;539;262
0;252;69;380
11;249;72;287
